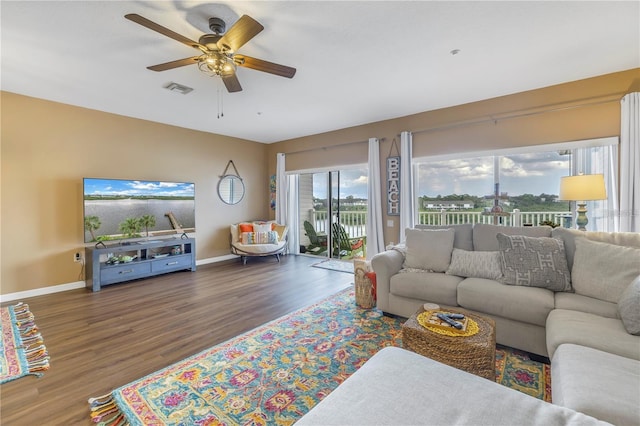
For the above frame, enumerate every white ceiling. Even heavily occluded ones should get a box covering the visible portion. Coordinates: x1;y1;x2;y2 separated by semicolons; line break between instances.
2;1;638;143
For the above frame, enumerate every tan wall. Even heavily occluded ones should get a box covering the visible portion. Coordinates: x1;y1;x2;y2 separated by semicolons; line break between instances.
3;68;638;295
267;68;640;243
1;92;268;295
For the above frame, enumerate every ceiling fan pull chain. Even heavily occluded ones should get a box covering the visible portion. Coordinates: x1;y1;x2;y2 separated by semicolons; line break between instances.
217;83;225;119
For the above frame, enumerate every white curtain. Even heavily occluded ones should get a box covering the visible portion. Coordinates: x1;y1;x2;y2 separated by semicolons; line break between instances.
275;153;298;254
620;92;640;232
571;143;618;232
366;138;385;258
276;153;287;224
399;131;415;243
287;174;300;254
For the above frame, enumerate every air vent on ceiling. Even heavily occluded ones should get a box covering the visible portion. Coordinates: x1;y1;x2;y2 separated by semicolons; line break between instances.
164;82;193;95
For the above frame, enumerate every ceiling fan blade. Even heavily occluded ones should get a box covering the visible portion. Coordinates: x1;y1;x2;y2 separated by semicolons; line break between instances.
222;72;243;93
125;14;206;52
147;56;200;72
234;55;296;78
217;15;264;52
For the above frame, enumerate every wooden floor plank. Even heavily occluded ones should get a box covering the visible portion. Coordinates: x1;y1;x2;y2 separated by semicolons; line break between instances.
0;255;351;425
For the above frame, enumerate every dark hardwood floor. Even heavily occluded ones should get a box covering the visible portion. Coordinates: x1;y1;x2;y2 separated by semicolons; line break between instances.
0;255;352;425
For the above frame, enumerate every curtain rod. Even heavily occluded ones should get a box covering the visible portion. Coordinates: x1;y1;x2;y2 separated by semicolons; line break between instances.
283;137;385;156
403;93;623;137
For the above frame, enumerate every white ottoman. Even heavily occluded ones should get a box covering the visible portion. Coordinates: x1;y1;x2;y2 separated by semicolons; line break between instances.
297;346;608;425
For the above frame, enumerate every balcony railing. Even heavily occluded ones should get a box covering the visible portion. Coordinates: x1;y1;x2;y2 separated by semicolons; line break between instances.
309;209;572;238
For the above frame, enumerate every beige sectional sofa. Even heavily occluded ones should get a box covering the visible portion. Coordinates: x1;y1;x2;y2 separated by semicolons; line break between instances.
296;224;640;425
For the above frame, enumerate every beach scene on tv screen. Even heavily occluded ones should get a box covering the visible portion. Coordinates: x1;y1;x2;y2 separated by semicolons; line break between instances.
84;178;195;243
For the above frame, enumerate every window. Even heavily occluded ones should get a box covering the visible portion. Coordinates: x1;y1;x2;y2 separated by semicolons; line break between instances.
414;138;617;231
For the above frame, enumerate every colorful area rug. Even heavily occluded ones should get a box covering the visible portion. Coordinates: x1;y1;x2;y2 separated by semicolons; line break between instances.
311;258;354;274
89;288;402;425
496;344;552;402
89;290;551;425
0;303;50;384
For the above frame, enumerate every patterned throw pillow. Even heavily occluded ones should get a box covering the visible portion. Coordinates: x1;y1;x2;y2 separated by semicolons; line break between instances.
497;233;571;291
241;231;279;245
446;249;503;280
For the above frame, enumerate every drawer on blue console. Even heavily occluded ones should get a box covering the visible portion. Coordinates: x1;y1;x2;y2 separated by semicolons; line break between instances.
151;255;192;273
101;262;151;284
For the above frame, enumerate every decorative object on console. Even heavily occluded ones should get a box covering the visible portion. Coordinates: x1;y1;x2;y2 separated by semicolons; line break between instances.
218;160;245;205
559;174;607;231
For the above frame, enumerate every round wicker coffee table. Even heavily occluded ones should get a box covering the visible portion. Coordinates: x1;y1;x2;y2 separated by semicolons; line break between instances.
402;307;496;380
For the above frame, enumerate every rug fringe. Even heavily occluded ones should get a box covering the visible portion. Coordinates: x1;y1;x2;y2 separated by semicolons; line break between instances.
12;302;50;376
89;393;129;425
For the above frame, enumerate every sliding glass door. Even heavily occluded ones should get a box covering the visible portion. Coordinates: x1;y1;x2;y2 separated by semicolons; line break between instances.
297;167;367;260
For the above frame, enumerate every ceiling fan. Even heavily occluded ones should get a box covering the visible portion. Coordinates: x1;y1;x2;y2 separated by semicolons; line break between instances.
125;13;296;93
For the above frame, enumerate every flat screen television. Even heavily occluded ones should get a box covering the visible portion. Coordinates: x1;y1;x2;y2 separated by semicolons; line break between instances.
83;178;195;243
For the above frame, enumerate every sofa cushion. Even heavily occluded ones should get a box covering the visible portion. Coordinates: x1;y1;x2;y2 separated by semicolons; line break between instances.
546;309;640;360
497;233;571;292
552;227;640;271
297;347;607;426
554;292;619;320
473;223;552;251
552;343;640;426
458;278;554;327
403;228;454;272
571;238;640;303
618;275;640;335
416;223;473;251
391;271;462;307
445;249;502;280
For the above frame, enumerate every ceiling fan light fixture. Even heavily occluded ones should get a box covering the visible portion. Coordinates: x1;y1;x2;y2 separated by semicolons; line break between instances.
197;53;236;77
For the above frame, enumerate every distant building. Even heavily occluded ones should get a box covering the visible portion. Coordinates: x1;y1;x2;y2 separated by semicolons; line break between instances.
423;200;475;210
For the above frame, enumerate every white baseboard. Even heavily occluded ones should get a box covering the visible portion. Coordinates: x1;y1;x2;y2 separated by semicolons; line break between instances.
0;255;239;303
0;281;86;303
197;254;238;265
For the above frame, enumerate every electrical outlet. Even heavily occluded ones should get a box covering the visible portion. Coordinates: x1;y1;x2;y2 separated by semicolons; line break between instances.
74;252;82;263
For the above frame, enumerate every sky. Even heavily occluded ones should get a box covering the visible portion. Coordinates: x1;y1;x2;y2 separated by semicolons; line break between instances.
311;151;571;200
84;178;195;197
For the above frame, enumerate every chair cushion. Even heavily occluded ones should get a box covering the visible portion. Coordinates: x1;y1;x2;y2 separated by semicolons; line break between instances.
232;240;286;255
